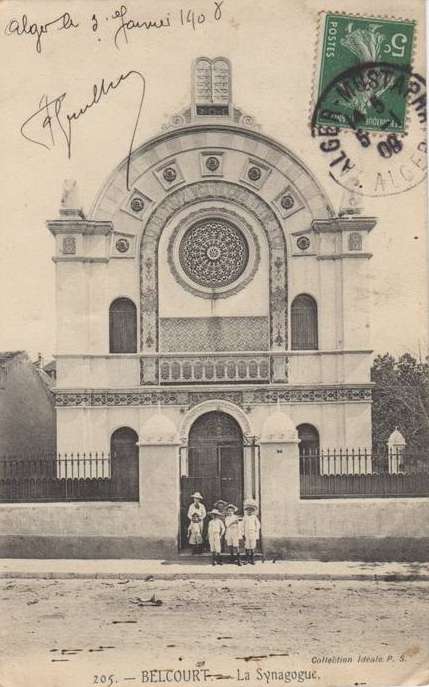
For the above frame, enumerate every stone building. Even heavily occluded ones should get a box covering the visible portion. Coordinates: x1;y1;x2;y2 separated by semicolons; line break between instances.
0;351;56;456
48;58;376;555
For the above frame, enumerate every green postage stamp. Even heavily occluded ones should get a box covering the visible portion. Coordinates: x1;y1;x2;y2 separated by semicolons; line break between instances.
315;13;416;133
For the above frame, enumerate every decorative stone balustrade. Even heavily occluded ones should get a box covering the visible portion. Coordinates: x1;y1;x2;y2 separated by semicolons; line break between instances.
140;353;288;385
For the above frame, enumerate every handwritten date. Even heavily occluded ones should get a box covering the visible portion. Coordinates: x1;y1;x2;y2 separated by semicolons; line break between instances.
4;3;224;53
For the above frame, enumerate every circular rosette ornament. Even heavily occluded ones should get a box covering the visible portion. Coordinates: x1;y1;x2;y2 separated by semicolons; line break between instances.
179;219;250;289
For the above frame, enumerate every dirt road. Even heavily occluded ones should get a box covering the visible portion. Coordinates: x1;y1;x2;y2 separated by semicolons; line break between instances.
0;577;428;687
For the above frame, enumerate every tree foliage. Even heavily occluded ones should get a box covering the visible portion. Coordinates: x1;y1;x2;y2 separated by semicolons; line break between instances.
371;353;429;453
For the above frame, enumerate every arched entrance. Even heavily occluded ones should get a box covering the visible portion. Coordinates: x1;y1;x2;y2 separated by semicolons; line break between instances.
180;411;244;548
110;427;139;500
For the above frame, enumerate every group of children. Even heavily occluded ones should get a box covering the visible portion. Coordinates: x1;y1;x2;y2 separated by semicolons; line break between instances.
187;492;261;566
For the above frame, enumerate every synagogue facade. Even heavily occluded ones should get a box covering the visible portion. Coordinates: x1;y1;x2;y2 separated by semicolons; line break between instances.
48;58;376;555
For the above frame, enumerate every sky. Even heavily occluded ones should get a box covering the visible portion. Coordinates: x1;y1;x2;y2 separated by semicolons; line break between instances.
0;0;427;364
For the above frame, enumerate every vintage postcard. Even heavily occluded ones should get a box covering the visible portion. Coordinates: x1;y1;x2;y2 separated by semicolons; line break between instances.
0;0;428;686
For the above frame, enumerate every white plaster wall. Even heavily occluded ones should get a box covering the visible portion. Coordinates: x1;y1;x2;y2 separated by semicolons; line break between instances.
56;405;183;454
294;499;429;538
56;262;89;354
56;401;371;455
1;497;427;540
342;258;372;350
56;356;140;389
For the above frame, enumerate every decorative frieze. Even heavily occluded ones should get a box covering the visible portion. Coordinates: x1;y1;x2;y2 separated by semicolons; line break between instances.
55;386;372;407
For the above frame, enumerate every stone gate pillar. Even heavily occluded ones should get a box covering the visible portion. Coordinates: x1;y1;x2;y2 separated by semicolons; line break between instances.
259;409;300;558
138;413;181;557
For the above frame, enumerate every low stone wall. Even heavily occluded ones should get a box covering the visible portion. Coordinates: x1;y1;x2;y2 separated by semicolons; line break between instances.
260;442;429;561
0;503;178;559
1;497;428;560
271;495;429;561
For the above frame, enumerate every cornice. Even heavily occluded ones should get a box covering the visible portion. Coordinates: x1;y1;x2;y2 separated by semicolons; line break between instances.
317;253;373;260
312;217;377;233
52;257;109;264
47;220;113;236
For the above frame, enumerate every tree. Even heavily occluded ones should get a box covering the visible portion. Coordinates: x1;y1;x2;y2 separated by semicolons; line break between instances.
371;352;429;454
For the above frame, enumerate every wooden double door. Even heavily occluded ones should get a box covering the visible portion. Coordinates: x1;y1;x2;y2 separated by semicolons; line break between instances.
180;411;244;547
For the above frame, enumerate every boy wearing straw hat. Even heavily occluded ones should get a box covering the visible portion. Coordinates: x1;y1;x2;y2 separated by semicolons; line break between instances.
224;503;242;566
207;509;225;565
242;499;261;565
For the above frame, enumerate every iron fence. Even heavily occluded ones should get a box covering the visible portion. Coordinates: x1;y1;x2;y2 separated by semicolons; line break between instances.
0;453;138;502
300;448;429;498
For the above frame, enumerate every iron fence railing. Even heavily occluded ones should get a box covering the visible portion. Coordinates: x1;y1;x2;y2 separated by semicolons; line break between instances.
1;447;428;503
300;448;429;498
0;453;138;502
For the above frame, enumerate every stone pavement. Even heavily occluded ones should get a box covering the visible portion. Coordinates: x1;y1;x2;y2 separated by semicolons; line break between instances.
0;558;428;580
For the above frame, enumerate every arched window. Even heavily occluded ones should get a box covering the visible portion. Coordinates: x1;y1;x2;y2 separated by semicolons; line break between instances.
297;423;320;476
291;295;318;350
109;298;137;353
297;423;320;454
110;427;139;500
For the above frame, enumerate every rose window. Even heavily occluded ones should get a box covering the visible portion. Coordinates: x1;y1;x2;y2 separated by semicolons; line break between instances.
178;219;249;288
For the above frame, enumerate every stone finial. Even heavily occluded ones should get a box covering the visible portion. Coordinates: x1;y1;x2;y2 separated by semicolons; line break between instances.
387;427;406;474
60;179;85;218
387;427;406;448
338;181;364;217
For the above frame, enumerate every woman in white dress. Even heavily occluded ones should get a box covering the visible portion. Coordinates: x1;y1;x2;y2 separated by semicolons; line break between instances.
187;492;207;524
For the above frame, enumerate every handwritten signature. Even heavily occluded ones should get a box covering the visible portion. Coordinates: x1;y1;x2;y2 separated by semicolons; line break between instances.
20;70;146;191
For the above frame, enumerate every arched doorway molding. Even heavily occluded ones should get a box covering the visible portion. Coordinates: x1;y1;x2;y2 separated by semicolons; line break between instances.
179;399;254;444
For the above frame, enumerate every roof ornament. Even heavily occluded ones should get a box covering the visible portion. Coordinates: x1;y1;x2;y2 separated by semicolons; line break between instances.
60;179;85;219
162;57;260;132
338;178;364;217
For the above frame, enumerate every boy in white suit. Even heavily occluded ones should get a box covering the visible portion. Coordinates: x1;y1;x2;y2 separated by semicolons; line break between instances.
242;500;261;565
207;509;225;566
224;504;242;566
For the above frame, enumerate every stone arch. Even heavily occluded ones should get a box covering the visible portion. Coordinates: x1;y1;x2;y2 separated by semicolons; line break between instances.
139;179;287;354
90;126;334;222
179;400;254;444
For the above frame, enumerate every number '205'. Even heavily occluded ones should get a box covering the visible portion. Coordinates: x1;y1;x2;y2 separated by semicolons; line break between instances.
93;675;115;686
